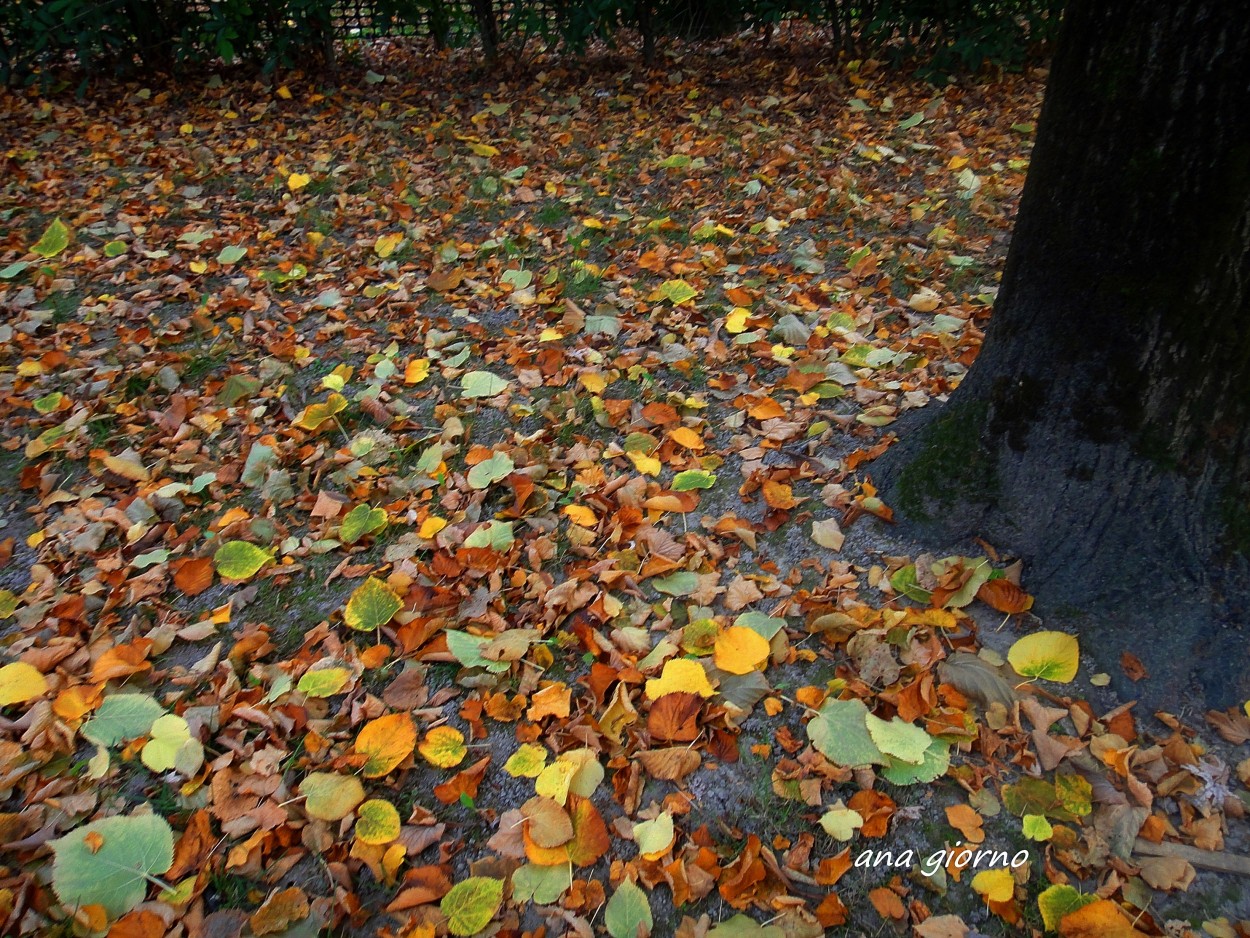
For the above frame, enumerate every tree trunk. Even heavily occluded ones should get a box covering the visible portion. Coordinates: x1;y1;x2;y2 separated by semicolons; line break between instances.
471;0;500;64
877;0;1250;708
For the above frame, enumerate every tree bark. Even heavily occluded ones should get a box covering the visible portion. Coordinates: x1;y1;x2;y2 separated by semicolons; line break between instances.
878;0;1250;707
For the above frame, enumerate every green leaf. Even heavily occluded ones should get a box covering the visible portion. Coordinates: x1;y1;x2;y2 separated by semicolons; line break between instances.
898;111;925;130
707;915;784;937
880;737;951;785
657;153;692;169
930;556;992;608
511;862;572;905
605;879;653;938
1022;813;1053;841
651;571;699;597
658;279;698;305
467;452;514;489
865;714;932;765
297;667;351;698
32;218;71;258
733;611;785;640
103;240;128;257
81;694;164;747
217;244;247;264
672;470;716;491
444;630;510;673
213;540;272;580
440;877;504;936
33;391;64;414
340;504;387;544
889;564;931;603
461;370;509;398
343;577;403;631
1037;884;1097;931
806;698;884;767
300;772;365;821
50;814;175;918
464;520;515;551
0;261;30;279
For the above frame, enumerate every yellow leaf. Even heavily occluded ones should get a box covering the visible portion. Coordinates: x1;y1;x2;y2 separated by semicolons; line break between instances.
626;452;662;476
287;173;311;191
563;505;598;527
190;260;208;274
581;217;604;229
418;516;447;538
405;358;431;384
539;328;564;342
300;772;365;820
355;713;416;777
725;307;750;333
468;142;499;157
668;427;704;450
179;123;194;135
971;867;1015;903
645;658;714;700
0;662;48;705
355;799;401;844
713;626;771;675
276;85;292;99
1008;631;1080;683
535;759;576;805
293;392;347;431
419;726;467;768
375;232;404;258
579;372;607;393
504;743;548;778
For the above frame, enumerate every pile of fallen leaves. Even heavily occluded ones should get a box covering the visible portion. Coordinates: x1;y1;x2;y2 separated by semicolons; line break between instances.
1;34;1248;938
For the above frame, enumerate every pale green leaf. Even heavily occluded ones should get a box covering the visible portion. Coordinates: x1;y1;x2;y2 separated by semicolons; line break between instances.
865;714;931;764
217;244;247;264
806;698;883;767
50;814;174;918
605;879;652;938
461;370;509;398
464;520;515;551
82;694;164;747
467;452;515;489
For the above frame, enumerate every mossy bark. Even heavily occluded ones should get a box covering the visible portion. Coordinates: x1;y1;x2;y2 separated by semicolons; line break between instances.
877;0;1250;708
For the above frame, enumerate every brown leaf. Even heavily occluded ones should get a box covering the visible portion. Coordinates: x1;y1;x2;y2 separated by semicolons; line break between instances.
249;887;310;936
636;747;702;781
647;692;702;742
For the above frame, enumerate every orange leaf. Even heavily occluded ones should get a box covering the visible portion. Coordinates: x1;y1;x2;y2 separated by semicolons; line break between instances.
172;556;214;597
108;910;166;938
355;713;416;777
762;479;799;509
848;789;895;838
433;755;490;804
91;639;153;683
868;886;906;920
1058;899;1149;938
976;578;1034;613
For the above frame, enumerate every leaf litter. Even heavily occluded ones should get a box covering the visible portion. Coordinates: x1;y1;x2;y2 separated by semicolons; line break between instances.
0;34;1247;938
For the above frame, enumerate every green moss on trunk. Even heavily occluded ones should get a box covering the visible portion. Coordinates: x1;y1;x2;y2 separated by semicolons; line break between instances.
893;400;997;522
